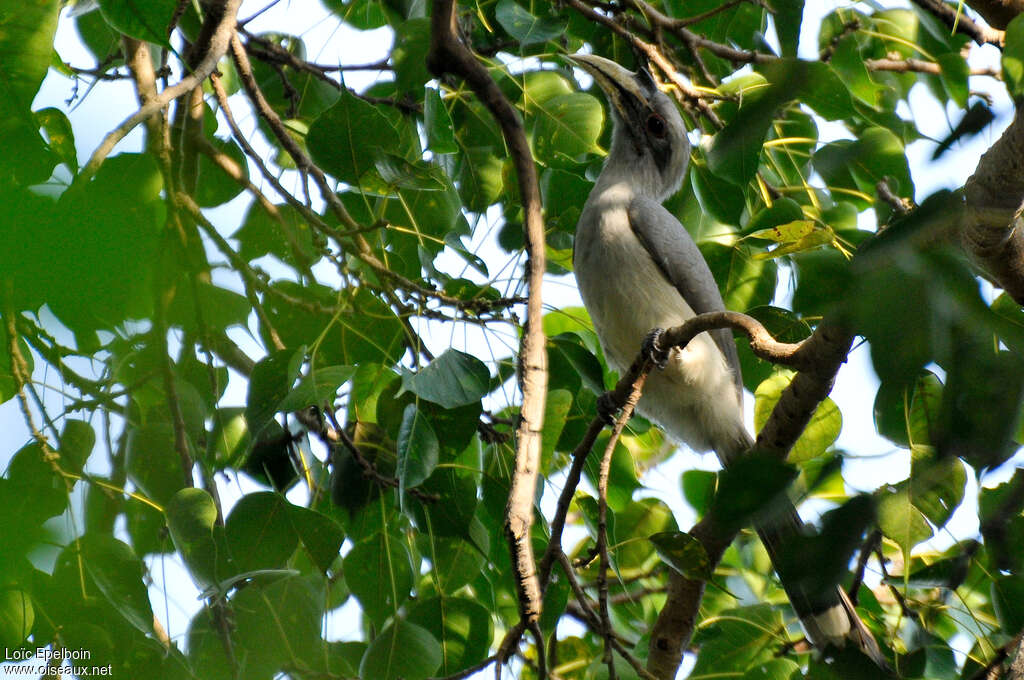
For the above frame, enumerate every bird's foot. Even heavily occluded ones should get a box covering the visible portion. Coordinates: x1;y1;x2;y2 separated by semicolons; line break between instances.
643;327;670;370
596;391;619;426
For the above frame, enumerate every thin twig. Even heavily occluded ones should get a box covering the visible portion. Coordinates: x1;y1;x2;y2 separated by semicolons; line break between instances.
79;0;243;181
597;370;650;680
849;529;882;604
866;57;1000;78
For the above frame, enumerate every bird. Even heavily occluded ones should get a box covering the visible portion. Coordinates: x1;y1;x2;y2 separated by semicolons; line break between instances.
569;53;888;667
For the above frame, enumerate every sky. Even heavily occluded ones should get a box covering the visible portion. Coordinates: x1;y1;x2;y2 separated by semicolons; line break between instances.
1;1;1022;678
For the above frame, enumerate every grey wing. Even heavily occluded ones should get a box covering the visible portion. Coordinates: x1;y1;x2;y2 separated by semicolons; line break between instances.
627;197;744;398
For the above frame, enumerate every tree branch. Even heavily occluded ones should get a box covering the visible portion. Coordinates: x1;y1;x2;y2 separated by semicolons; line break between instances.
80;0;243;182
865;57;1000;77
910;0;1005;45
426;0;550;664
963;107;1024;303
597;371;649;679
642;315;855;678
965;0;1024;29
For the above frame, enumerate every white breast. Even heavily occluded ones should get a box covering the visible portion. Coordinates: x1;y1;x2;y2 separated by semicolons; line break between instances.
574;187;745;456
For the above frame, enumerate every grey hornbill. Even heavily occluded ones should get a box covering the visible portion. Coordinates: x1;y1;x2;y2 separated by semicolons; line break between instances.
569;53;888;666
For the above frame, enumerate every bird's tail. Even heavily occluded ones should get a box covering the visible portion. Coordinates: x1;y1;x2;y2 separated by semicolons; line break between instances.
718;429;890;669
755;507;890;669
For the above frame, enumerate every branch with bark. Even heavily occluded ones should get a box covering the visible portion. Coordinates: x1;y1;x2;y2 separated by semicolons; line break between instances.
80;0;243;181
425;0;550;672
963;107;1024;304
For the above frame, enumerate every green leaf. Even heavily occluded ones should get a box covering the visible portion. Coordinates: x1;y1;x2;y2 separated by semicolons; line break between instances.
710;452;798;530
287;504;345;573
709;59;853;185
195;137;249;207
278;365;356;412
707;94;776;185
876;484;932;561
541;388;572;460
97;0;177;46
873;371;943;448
245;347;305;437
4;444;66;531
937;52;969;107
36;107;77;172
410;469;480;537
359;619;442;680
225;492;299;575
392;19;431;94
754;371;841;462
936;345;1024;472
691;605;782;677
0;0;60;109
583;434;642;513
401;349;490;408
813;127;913;210
992;575;1024;636
611;498;678;569
41;153;163;331
167;279;252;335
233;202;317;268
831;36;883;108
165;488;221;591
344;532;414;625
771;0;802;57
425;87;458;154
773;496;875;609
79;535;154;636
701;241;777;313
1004;14;1024;99
741;658;801;680
231;574;324;673
406;597;493;675
748;219;816;244
531;92;604;165
307;89;405;185
324;0;388;29
424;537;486;595
495;0;565;45
396;404;440;498
682;469;717;516
909;447;965;528
692;162;746;224
60;419;95;475
541;168;593;233
650;531;712;580
126;423;187;506
0;589;33;650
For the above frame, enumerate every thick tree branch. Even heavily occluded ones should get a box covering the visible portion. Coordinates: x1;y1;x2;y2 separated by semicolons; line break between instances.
966;0;1024;29
642;315;855;678
426;0;549;664
80;0;243;181
963;107;1024;303
911;0;1005;44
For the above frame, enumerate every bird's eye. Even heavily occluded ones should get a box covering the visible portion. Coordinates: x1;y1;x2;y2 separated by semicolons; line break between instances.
646;113;667;138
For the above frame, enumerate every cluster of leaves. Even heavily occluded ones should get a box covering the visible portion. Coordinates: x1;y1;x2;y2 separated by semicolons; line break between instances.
1;0;1024;678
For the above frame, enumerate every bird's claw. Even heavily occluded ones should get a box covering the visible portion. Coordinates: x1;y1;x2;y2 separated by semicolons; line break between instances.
643;327;670;370
596;391;619;426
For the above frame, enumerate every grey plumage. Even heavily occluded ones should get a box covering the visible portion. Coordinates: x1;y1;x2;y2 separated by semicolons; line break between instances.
570;53;887;667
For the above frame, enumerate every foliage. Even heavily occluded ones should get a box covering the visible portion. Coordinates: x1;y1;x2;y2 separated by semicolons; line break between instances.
0;0;1023;678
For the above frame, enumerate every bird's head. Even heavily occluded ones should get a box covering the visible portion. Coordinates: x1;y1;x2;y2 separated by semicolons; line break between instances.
570;53;690;201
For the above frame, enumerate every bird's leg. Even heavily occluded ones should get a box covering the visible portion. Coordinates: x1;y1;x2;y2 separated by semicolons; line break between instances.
642;327;670;370
596;391;620;426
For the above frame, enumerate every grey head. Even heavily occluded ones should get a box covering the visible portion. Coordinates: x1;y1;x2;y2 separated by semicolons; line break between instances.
570;54;691;201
